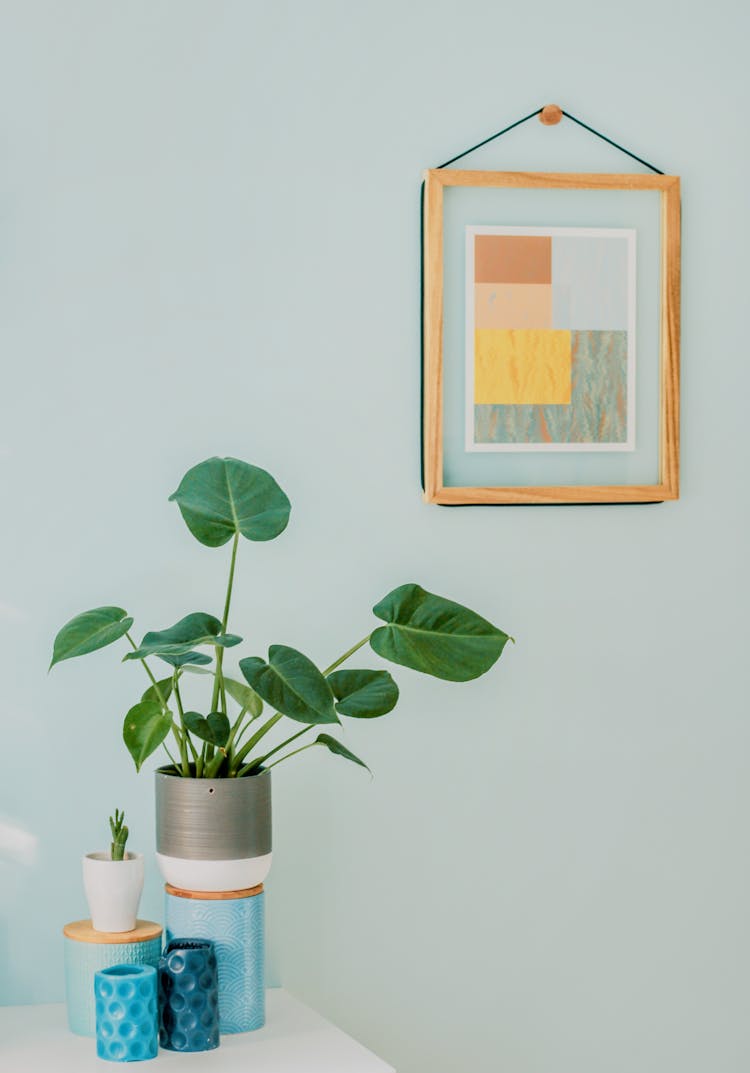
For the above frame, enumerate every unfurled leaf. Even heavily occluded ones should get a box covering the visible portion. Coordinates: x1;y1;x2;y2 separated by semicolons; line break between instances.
224;677;263;717
169;457;291;547
183;711;231;748
327;669;399;718
141;677;173;709
370;583;511;682
123;613;241;662
123;701;172;773
50;607;133;669
239;645;338;725
313;733;370;773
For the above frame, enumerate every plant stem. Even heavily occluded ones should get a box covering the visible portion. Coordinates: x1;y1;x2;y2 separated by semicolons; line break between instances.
125;632;168;709
264;742;316;770
229;712;283;773
237;725;311;777
322;634;371;676
225;709;248;760
228;712;263;768
173;675;198;767
162;740;179;770
211;531;240;715
204;751;227;779
170;721;189;775
221;531;240;630
173;675;185;719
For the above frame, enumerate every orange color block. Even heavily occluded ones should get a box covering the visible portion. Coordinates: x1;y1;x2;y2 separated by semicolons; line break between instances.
474;235;551;284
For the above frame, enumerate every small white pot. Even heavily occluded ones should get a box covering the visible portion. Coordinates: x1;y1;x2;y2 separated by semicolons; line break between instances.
82;851;144;933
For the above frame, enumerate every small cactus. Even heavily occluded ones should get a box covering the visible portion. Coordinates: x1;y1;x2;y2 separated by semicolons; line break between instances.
109;808;129;861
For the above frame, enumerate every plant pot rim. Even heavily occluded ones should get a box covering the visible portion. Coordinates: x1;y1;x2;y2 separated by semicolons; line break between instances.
84;851;143;863
155;765;270;780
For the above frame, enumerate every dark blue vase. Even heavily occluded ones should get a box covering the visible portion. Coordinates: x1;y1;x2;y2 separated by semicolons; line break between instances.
158;938;220;1052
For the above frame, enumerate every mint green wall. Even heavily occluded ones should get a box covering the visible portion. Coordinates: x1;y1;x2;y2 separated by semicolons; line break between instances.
1;3;748;1071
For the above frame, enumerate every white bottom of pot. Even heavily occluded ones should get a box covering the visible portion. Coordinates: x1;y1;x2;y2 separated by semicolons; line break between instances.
82;852;144;932
155;852;272;892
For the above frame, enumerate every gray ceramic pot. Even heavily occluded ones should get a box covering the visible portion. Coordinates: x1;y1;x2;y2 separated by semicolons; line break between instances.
154;767;272;893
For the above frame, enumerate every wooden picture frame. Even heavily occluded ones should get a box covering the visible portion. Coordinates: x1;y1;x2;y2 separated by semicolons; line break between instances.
422;170;681;505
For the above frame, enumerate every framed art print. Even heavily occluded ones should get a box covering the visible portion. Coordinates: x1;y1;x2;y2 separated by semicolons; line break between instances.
422;170;680;504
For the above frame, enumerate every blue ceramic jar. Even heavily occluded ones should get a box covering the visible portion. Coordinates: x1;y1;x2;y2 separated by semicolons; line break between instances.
165;885;265;1032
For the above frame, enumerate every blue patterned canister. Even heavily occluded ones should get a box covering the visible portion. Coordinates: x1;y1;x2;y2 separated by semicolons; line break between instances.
63;920;163;1037
165;883;265;1033
158;938;220;1052
94;963;158;1062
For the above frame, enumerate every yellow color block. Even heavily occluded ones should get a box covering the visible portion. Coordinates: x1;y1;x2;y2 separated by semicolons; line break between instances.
474;329;572;405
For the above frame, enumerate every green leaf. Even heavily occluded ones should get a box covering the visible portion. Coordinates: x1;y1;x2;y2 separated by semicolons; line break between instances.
141;677;173;709
169;456;291;547
239;645;338;726
327;669;399;718
160;651;213;668
122;701;172;773
123;613;242;662
183;711;231;747
370;583;511;682
224;677;263;717
50;606;133;669
207;712;231;747
183;711;207;740
313;733;371;773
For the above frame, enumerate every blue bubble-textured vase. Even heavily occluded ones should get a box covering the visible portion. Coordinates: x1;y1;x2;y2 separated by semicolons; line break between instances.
63;919;163;1037
94;963;158;1062
165;883;264;1033
158;938;220;1052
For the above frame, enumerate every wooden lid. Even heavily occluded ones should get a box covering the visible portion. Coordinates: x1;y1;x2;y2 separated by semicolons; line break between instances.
63;919;162;945
165;882;263;901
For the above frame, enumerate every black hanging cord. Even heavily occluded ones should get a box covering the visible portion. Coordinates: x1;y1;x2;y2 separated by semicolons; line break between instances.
437;108;542;168
561;110;663;175
436;105;663;174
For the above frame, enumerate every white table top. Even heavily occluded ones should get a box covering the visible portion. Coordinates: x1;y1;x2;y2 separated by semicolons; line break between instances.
0;988;395;1071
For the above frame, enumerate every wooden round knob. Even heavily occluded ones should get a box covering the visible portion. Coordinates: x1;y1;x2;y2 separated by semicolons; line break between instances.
540;104;563;126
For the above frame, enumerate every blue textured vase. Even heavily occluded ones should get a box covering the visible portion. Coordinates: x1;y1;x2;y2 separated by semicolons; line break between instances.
94;963;158;1062
158;938;220;1052
165;885;265;1033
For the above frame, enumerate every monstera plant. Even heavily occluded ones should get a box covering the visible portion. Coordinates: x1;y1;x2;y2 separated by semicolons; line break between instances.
50;457;512;779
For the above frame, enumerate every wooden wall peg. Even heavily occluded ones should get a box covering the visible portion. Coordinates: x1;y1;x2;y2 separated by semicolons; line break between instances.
540;104;563;126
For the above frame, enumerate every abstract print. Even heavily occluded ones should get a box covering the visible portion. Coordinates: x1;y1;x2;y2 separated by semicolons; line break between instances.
467;227;635;452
